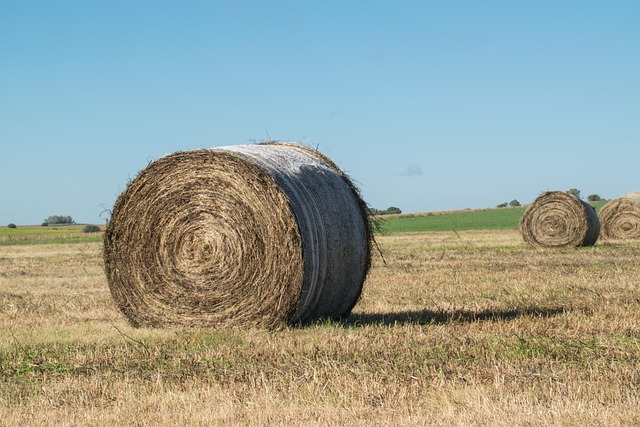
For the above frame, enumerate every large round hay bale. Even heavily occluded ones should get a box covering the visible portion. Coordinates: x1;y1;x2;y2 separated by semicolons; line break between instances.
519;191;600;248
103;143;371;329
599;192;640;240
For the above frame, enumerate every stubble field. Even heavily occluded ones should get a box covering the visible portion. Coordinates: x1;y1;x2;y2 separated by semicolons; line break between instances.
1;230;640;426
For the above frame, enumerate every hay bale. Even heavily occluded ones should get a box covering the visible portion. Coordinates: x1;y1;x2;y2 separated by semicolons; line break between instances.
519;191;600;248
103;143;371;329
599;192;640;240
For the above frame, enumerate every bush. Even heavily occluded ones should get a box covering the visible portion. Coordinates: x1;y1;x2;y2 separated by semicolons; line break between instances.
369;206;403;216
567;188;581;199
43;215;74;225
7;223;17;229
83;225;101;233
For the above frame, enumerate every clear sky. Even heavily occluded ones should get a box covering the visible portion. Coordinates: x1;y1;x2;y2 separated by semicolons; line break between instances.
2;1;639;225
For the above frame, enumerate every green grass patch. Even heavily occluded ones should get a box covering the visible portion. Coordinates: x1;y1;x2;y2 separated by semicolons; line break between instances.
380;201;607;233
381;208;525;233
0;225;85;237
0;236;102;246
0;225;102;246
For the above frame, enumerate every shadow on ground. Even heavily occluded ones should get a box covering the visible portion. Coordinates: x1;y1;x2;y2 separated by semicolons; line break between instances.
339;306;571;327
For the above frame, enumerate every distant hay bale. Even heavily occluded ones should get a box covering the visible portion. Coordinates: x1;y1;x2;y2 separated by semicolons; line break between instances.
103;143;371;329
599;192;640;240
519;191;600;248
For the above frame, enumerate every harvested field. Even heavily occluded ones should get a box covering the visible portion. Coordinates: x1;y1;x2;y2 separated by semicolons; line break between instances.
2;231;640;426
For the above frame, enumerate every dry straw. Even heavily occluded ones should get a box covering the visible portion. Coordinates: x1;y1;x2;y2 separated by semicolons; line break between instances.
103;143;371;329
519;191;600;248
599;192;640;240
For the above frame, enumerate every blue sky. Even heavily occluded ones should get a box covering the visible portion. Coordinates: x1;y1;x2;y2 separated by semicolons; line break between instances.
2;1;639;225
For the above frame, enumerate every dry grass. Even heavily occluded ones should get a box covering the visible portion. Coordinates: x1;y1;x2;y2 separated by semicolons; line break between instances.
2;231;640;426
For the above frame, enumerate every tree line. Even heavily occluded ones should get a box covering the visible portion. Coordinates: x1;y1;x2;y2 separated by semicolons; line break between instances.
368;206;402;216
42;215;100;232
497;189;604;209
42;215;75;226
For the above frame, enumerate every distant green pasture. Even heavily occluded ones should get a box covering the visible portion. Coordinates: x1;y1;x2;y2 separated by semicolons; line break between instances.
0;225;83;236
380;208;525;233
0;225;101;245
381;201;606;233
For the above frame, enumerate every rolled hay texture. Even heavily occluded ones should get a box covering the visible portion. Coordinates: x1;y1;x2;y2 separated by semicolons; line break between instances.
599;192;640;240
103;143;371;329
519;191;600;248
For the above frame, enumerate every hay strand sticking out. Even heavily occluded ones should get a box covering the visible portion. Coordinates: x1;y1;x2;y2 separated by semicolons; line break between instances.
519;191;600;248
103;143;371;329
599;192;640;240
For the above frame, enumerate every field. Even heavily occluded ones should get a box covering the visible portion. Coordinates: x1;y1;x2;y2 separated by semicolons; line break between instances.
380;208;526;233
0;200;607;240
0;224;102;246
380;201;607;233
1;225;639;425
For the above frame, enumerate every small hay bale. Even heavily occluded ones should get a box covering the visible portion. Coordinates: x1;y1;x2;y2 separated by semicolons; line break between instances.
103;143;371;329
599;192;640;240
519;191;600;248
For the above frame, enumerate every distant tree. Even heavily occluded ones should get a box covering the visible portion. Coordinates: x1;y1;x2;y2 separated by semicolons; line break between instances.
385;206;402;215
83;224;101;233
43;215;74;225
587;194;603;202
509;199;521;207
496;203;508;208
368;206;402;216
7;223;17;229
567;188;581;199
